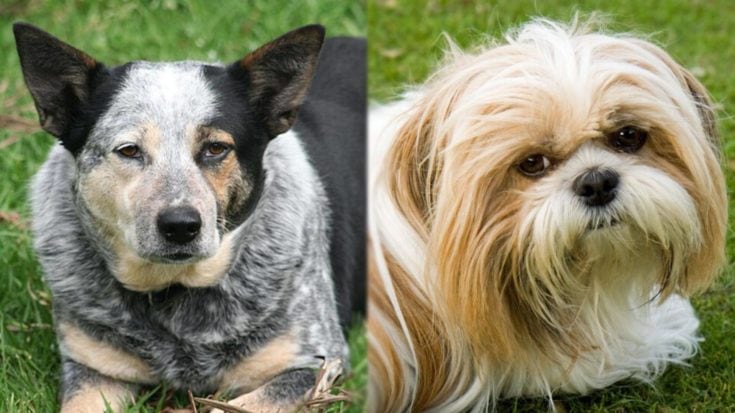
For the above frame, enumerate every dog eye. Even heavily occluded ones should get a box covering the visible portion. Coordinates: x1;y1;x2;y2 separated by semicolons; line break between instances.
517;154;551;176
116;143;141;158
204;142;230;158
607;126;648;153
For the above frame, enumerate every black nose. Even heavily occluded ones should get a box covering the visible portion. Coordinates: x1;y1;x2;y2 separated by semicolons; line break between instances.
573;169;619;207
157;206;202;244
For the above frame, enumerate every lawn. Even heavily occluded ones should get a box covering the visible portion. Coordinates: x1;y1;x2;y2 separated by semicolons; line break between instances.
368;0;735;411
0;1;365;412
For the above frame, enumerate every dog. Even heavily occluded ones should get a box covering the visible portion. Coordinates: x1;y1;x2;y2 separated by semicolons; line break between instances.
368;19;726;412
14;22;365;413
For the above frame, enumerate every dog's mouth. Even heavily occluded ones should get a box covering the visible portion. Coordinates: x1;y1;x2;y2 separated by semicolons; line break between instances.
587;217;620;231
147;252;200;264
165;253;194;261
136;242;220;265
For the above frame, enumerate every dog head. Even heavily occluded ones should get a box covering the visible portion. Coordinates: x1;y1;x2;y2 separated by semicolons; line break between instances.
15;23;324;290
385;19;726;360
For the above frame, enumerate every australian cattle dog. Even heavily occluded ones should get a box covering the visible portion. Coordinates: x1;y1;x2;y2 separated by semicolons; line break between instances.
14;22;365;412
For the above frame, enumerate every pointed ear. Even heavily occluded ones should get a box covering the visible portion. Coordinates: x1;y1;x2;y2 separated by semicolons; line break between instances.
13;22;99;138
237;24;325;137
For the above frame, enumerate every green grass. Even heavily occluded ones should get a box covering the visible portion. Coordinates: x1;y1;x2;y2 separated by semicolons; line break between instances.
0;1;365;412
368;0;735;411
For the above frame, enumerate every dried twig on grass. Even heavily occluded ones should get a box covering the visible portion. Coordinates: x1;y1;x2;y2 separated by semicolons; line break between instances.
0;134;22;149
0;114;38;132
299;358;351;412
191;358;351;413
0;114;39;149
6;322;53;332
192;398;256;413
0;210;27;229
188;390;199;413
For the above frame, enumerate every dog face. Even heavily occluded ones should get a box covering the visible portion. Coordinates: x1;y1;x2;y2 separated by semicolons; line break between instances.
15;23;324;290
385;20;726;358
76;63;241;264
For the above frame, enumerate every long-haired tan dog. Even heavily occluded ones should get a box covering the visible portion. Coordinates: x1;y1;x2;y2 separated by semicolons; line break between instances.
368;19;726;412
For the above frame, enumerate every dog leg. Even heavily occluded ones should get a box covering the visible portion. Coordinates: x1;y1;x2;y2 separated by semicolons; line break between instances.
59;358;138;413
212;369;315;413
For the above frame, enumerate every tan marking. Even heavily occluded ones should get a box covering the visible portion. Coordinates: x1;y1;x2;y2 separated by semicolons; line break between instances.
199;126;236;146
139;122;162;158
220;333;300;393
78;161;136;239
205;152;249;210
78;123;161;240
59;323;157;384
113;229;235;291
198;127;252;214
60;382;134;413
211;388;305;413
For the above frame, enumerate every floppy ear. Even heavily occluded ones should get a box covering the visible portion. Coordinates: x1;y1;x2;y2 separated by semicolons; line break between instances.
631;39;719;149
680;70;719;148
236;24;325;137
13;23;100;139
678;68;727;295
631;40;727;295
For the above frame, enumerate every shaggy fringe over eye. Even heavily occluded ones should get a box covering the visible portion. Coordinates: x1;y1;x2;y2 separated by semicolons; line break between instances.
368;16;726;413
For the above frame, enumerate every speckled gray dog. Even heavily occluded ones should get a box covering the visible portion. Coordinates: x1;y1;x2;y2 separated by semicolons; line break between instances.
14;22;365;413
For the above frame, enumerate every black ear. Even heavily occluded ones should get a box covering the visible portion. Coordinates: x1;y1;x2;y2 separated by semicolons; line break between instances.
237;24;325;137
13;22;99;138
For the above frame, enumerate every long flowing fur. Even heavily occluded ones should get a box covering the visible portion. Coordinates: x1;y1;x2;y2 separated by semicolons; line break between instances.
368;18;726;412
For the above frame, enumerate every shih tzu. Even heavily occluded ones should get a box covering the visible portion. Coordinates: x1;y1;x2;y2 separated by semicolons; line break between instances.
368;19;726;412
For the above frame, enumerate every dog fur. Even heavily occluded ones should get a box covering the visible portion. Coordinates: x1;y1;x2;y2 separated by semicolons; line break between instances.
14;22;365;412
368;19;726;412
